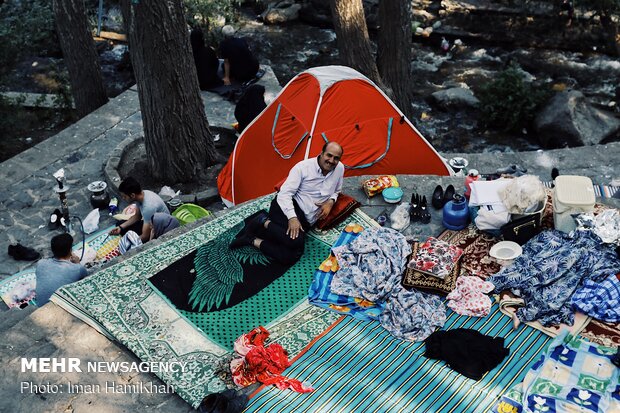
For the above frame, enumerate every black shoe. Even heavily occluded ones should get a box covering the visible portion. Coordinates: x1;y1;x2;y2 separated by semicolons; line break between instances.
198;389;248;413
551;167;560;180
431;185;444;209
442;185;455;207
229;226;255;249
420;196;431;224
49;208;62;230
8;243;41;261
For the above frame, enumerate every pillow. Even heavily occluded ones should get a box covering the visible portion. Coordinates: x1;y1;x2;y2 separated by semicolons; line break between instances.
315;193;360;230
402;242;462;296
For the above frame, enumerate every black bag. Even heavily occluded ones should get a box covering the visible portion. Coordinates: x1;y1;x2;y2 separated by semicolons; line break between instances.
500;214;542;245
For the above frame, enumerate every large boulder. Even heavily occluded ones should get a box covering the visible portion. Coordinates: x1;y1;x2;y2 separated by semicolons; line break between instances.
534;90;620;148
429;87;480;110
261;1;302;24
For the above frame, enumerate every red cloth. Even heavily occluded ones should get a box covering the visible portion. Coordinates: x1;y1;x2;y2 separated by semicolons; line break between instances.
230;326;313;393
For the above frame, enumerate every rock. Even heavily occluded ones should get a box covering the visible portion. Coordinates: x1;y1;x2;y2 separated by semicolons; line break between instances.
534;90;620;148
261;1;302;24
430;87;480;110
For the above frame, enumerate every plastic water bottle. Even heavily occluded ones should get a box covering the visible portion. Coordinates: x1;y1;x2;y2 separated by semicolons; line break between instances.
464;169;479;200
108;197;119;215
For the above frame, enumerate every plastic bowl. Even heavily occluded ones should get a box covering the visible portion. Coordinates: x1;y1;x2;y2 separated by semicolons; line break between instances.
382;187;403;203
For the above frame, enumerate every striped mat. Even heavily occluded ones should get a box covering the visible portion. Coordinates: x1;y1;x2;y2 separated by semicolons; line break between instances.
542;181;619;199
245;302;551;413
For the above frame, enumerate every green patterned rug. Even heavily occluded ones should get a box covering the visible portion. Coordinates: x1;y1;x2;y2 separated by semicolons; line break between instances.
175;233;331;349
52;194;377;408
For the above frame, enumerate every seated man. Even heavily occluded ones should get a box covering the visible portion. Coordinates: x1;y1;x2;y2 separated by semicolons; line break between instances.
35;233;88;305
190;27;222;90
219;25;259;85
109;177;170;244
230;142;345;265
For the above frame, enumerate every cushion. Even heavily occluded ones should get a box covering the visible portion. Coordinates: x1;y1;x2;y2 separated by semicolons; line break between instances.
401;242;462;296
315;193;360;230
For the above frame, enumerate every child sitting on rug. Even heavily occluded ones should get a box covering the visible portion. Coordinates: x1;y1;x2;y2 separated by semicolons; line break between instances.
35;233;88;305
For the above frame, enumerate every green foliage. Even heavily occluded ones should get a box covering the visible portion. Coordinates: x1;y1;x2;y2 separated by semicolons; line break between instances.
477;64;553;133
0;0;58;75
48;62;75;112
183;0;240;35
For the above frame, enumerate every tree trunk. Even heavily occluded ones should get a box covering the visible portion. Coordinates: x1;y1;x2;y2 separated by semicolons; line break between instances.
378;0;414;119
121;0;219;183
329;0;382;85
52;0;108;118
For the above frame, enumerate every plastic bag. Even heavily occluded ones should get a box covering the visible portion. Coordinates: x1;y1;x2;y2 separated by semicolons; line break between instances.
74;246;97;265
361;175;399;197
390;203;411;231
82;209;100;234
498;175;546;214
159;186;180;199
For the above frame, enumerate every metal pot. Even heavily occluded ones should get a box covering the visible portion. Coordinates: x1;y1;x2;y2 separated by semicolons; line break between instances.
87;181;110;210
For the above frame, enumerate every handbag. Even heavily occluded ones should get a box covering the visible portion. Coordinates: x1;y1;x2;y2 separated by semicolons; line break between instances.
500;214;541;245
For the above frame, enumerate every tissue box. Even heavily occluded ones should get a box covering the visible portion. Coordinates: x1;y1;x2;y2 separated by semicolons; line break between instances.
553;175;595;233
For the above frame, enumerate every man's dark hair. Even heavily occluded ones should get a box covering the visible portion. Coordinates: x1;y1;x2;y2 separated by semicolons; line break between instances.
118;177;142;196
51;233;73;259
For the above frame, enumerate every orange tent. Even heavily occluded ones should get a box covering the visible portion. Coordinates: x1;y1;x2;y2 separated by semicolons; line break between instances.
218;66;453;205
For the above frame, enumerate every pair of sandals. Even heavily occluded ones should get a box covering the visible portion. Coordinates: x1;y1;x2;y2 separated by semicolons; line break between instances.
48;208;66;230
410;194;431;224
431;185;456;210
495;164;528;177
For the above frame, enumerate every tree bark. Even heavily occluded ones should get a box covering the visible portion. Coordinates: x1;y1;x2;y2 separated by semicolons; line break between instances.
121;0;219;183
52;0;108;118
378;0;414;119
329;0;382;85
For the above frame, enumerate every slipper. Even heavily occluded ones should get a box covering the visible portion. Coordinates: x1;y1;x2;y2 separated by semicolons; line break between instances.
442;185;455;207
49;209;62;230
431;185;444;209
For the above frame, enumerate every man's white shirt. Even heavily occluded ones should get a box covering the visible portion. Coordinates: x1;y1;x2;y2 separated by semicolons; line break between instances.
277;157;345;225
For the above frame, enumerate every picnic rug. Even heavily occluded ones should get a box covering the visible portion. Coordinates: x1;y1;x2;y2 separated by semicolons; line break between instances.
0;226;120;308
245;302;552;413
51;195;377;408
149;220;334;349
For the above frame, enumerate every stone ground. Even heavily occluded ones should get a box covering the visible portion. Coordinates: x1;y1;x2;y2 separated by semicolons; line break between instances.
1;67;619;412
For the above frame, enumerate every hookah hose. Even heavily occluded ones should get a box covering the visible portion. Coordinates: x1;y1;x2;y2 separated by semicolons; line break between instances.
68;215;86;262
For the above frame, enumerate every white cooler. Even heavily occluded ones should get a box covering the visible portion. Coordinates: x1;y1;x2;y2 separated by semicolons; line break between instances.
553;175;595;233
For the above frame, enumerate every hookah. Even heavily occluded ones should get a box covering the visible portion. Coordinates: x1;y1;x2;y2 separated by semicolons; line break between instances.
52;168;86;260
53;168;72;234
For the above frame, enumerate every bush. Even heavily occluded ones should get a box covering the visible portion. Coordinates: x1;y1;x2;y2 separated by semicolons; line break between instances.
477;64;553;133
0;0;59;75
184;0;240;33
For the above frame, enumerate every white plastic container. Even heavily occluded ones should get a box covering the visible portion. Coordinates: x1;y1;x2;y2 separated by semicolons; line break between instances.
553;175;595;233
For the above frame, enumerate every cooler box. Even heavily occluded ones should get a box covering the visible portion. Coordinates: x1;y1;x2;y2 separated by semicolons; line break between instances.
553;175;595;233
